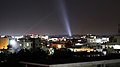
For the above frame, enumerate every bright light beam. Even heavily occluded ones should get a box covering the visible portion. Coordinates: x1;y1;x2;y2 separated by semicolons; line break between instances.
59;0;72;36
23;11;55;35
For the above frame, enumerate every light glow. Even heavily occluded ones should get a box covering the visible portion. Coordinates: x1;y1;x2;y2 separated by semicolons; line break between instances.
75;43;83;46
10;40;17;46
57;44;62;48
9;39;19;49
59;0;72;36
19;44;22;46
113;45;120;49
26;43;29;46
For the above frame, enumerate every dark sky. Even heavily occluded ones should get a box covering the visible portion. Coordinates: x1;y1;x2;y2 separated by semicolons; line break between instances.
0;0;120;35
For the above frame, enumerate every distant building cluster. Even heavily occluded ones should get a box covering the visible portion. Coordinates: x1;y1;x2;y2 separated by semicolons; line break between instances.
0;34;120;55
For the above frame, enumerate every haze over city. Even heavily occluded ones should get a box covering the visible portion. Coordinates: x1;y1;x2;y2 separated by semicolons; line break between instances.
0;0;120;35
1;0;120;67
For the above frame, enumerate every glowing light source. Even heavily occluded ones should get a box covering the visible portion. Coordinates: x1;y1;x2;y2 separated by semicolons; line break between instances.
9;39;18;49
48;48;54;55
57;44;62;48
26;43;29;46
19;44;22;46
1;35;5;38
95;39;102;43
75;43;83;46
41;35;48;40
113;45;120;49
10;40;16;46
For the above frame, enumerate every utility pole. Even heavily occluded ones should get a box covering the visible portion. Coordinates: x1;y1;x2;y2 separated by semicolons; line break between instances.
118;24;120;35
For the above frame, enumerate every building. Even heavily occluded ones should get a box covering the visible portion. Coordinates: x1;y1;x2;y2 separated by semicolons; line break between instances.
19;37;43;49
0;38;9;49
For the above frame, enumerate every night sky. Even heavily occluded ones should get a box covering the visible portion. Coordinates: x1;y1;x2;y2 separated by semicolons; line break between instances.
0;0;120;35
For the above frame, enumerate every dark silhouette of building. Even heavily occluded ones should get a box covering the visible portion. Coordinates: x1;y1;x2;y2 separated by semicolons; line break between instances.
118;24;120;35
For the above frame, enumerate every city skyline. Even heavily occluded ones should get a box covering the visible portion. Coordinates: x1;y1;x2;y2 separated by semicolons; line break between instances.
0;0;120;35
